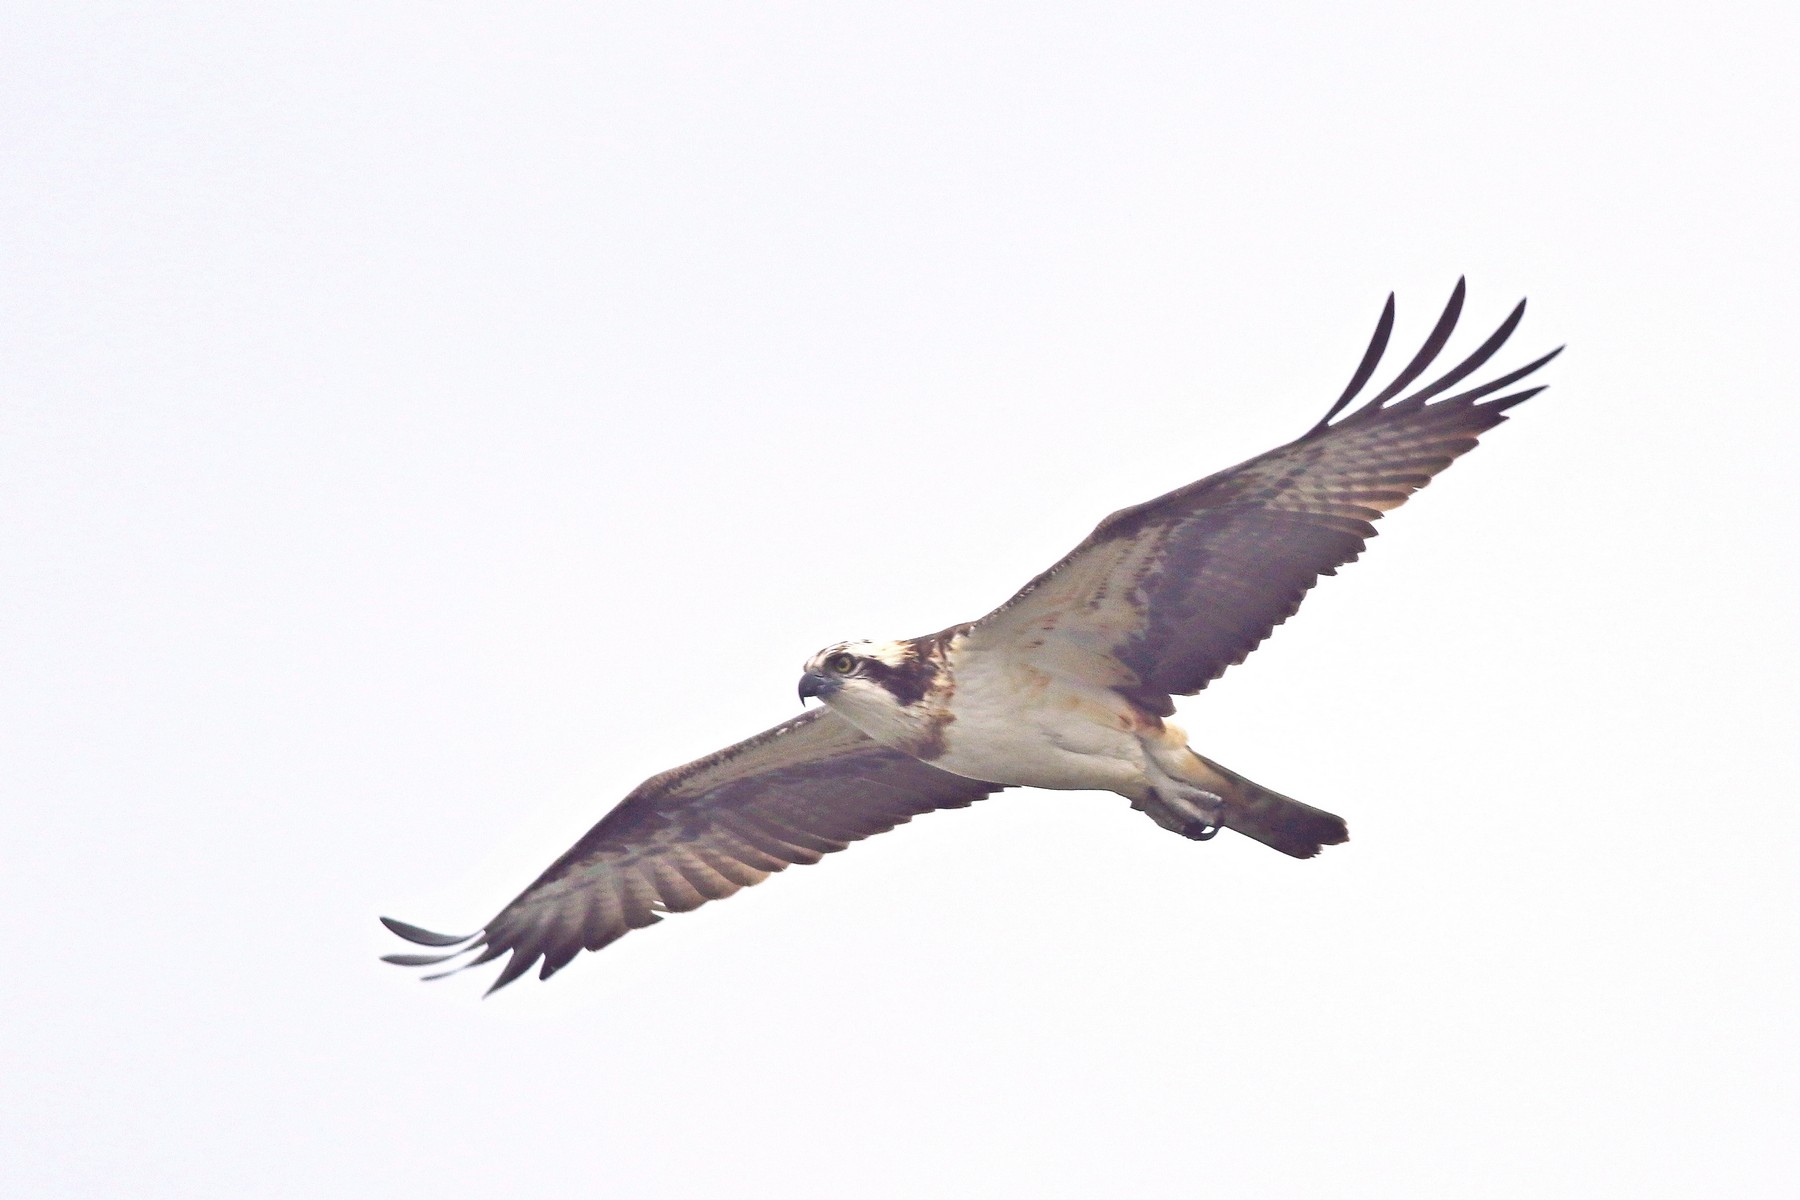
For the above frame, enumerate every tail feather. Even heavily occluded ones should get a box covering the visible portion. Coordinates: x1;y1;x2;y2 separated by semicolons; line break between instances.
1191;753;1349;859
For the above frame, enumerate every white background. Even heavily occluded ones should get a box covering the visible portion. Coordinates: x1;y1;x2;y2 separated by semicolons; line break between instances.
4;4;1797;1197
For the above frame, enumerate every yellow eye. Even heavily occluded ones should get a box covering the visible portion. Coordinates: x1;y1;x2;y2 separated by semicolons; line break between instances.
826;653;857;675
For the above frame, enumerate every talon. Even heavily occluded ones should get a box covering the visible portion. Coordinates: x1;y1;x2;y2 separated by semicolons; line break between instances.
1189;821;1221;841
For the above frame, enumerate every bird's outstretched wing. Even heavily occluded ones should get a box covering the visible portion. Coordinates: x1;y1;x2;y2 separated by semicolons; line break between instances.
968;280;1561;717
381;708;1000;993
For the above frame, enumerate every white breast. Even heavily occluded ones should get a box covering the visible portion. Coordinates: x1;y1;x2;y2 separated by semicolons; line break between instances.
933;632;1152;794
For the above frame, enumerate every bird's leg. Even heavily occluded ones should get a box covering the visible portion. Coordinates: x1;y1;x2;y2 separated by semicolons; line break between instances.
1142;784;1225;842
1132;723;1232;841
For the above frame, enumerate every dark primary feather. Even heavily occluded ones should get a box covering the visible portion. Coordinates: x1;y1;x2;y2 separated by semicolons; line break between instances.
1359;278;1466;408
381;709;1000;993
380;919;474;948
974;282;1562;717
1309;293;1396;432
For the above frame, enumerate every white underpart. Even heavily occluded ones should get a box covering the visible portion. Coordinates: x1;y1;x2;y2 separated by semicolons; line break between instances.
813;631;1213;806
934;632;1203;802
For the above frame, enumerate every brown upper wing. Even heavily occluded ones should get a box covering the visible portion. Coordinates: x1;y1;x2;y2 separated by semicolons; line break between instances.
381;708;1000;993
968;281;1561;716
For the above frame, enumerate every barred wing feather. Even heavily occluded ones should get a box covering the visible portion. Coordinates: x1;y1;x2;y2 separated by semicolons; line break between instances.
971;280;1561;716
382;708;1000;993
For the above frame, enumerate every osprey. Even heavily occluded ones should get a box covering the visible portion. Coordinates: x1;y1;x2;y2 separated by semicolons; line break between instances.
383;281;1559;993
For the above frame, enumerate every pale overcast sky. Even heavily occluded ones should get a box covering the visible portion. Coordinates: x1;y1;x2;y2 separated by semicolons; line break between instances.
4;4;1797;1197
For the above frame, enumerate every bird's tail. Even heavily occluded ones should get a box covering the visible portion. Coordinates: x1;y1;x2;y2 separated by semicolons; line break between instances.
1186;752;1349;859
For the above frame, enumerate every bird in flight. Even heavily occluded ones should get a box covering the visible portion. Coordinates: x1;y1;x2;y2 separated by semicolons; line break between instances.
383;280;1559;994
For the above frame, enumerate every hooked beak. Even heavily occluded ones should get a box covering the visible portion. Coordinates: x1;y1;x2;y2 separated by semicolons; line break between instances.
798;672;830;706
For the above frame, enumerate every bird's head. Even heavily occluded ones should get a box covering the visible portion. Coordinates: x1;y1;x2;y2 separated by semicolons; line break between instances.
798;639;939;747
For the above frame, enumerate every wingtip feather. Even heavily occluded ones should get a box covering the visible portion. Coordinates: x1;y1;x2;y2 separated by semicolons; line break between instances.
1476;384;1548;414
484;950;542;996
1356;279;1467;413
1308;291;1398;435
381;951;467;967
380;916;478;947
1392;295;1529;408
